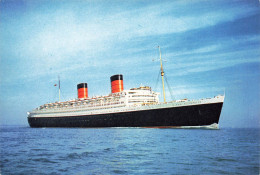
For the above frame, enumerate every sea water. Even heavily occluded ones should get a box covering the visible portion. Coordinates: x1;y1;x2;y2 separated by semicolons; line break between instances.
0;125;259;175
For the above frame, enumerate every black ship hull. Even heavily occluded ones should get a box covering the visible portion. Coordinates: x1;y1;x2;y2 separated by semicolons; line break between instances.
28;102;223;128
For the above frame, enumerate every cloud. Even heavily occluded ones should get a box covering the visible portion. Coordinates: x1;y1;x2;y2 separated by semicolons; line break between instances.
170;86;224;96
161;35;260;76
1;0;259;85
170;52;259;77
18;0;258;60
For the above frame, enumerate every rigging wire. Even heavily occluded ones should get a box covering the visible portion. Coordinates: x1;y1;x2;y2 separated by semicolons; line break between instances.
154;68;175;101
154;68;161;92
164;73;175;101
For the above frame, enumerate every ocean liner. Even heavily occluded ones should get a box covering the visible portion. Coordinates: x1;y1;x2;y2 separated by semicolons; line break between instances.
27;47;224;129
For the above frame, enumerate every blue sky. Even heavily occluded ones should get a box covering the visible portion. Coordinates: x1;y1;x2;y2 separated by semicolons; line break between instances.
0;0;259;127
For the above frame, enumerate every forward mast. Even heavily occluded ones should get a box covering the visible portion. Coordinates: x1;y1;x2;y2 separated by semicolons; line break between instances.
158;46;166;103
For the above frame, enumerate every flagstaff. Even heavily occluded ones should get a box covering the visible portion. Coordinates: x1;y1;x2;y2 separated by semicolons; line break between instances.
58;76;61;102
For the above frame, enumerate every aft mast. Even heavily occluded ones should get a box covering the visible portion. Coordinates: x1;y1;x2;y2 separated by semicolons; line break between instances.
158;46;166;103
58;76;61;102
